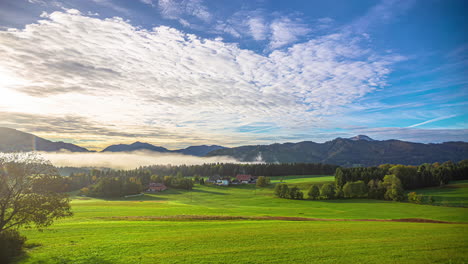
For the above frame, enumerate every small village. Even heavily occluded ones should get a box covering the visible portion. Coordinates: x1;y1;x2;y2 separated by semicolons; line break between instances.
145;174;257;192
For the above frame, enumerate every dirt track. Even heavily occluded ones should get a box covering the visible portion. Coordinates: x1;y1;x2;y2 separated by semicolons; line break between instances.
100;215;466;224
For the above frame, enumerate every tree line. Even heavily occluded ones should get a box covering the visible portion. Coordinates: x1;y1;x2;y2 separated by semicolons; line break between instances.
274;160;468;202
335;160;468;190
142;162;338;177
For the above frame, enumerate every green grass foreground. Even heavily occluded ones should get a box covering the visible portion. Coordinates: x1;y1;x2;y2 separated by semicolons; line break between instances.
17;176;468;263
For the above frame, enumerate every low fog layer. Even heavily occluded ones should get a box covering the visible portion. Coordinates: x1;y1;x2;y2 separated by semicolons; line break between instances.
36;151;241;170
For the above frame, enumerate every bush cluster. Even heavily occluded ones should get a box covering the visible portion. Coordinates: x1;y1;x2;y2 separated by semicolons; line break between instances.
274;184;304;200
0;230;26;263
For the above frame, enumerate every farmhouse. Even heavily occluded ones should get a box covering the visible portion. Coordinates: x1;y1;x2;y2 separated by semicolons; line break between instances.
147;183;167;192
216;179;230;186
207;175;221;184
236;174;256;184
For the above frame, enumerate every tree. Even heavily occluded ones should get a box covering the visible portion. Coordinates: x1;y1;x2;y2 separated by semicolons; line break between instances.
256;176;270;187
342;181;367;198
274;183;289;198
289;186;298;199
307;185;320;200
407;192;423;204
367;179;385;199
320;183;335;199
382;174;404;201
279;184;289;198
0;153;73;233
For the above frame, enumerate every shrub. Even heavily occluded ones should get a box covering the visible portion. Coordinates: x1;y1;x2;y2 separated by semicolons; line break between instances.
320;183;335;199
274;183;289;198
0;230;27;263
342;181;368;198
407;192;423;204
307;185;320;200
288;186;303;200
256;176;270;187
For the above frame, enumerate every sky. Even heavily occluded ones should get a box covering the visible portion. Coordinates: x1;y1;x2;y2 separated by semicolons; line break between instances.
0;0;466;151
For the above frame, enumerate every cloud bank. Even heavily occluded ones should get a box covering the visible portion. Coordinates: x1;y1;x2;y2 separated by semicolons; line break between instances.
39;151;240;170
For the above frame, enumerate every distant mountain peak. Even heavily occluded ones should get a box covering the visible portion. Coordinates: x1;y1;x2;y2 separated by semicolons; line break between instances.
174;145;226;157
101;141;169;152
0;127;89;152
348;135;375;141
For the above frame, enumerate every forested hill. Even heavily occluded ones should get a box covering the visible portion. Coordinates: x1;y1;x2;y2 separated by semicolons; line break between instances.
205;137;468;167
0;127;89;152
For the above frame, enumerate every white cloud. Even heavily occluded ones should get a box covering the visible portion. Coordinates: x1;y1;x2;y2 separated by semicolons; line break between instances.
247;17;267;41
38;151;241;170
140;0;154;5
408;115;458;128
92;0;130;15
158;0;211;22
269;17;311;49
346;0;416;33
0;11;398;148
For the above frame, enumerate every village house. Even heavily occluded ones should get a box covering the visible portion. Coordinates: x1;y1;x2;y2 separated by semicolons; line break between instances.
147;182;167;192
207;174;221;184
236;174;256;184
216;179;230;186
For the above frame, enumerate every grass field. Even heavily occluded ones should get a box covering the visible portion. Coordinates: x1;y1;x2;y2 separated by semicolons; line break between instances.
409;180;468;207
16;176;468;264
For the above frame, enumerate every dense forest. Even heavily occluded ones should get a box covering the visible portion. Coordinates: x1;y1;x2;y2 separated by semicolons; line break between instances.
273;160;468;202
142;163;338;177
335;160;468;190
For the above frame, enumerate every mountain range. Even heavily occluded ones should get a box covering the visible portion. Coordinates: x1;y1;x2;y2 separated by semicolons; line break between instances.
1;127;467;166
0;127;89;152
206;137;468;166
0;127;225;157
101;141;225;156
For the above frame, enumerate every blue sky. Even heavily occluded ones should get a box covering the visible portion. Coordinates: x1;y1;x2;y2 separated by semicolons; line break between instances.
0;0;466;150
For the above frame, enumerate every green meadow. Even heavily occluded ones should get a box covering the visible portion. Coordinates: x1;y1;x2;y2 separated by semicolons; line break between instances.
410;180;468;207
17;176;468;264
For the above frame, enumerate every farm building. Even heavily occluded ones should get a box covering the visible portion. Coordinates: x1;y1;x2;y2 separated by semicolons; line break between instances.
236;174;256;184
147;183;167;192
216;179;230;186
207;175;221;184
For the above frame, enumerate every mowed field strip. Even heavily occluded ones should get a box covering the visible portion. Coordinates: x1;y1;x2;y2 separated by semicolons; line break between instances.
18;176;468;264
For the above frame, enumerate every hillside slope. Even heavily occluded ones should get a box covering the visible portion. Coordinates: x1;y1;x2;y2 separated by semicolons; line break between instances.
206;136;468;166
0;127;89;152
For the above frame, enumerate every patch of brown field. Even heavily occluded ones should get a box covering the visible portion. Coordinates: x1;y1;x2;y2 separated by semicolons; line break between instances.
95;215;466;224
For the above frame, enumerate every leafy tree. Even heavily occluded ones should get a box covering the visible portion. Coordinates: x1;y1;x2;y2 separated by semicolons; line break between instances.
334;185;343;199
296;190;304;200
0;153;73;233
320;183;335;199
280;184;290;198
367;179;385;199
342;181;367;198
307;185;320;200
335;168;344;187
288;186;300;200
274;183;289;198
274;184;282;197
256;176;270;187
382;174;405;201
407;192;423;204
